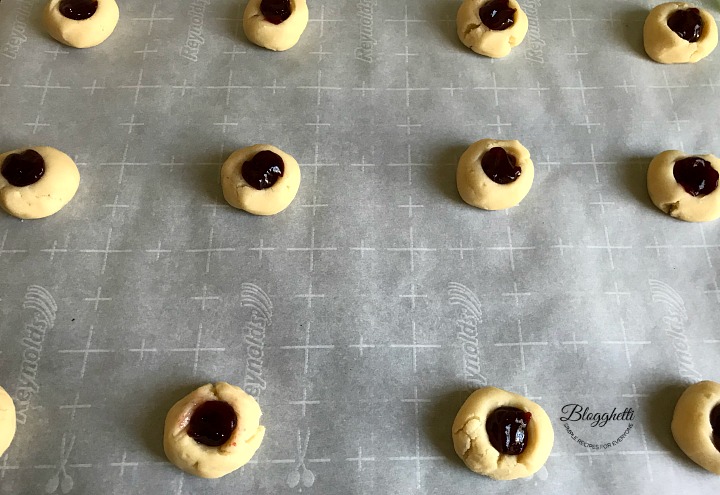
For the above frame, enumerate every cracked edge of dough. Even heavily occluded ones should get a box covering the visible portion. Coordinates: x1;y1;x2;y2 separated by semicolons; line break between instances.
456;0;529;58
643;2;718;64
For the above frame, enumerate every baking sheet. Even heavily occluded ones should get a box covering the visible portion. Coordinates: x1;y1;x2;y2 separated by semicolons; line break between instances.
1;0;720;493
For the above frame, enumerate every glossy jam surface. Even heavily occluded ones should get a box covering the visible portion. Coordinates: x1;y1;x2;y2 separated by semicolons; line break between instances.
486;406;532;455
711;405;720;452
242;150;285;190
260;0;292;25
479;0;516;31
187;401;237;447
673;156;719;197
667;8;703;43
59;0;98;21
481;147;522;184
2;149;45;187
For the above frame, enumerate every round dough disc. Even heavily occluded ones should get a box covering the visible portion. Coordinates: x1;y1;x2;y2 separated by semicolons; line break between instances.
243;0;309;51
452;387;554;480
647;150;720;222
164;382;266;479
44;0;120;49
643;2;718;64
0;146;80;220
457;0;529;58
0;386;16;457
671;380;720;474
221;144;301;216
457;138;534;210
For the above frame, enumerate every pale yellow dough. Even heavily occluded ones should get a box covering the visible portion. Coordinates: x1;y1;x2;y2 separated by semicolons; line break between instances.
0;146;80;220
672;380;720;475
164;383;265;479
221;144;301;216
647;150;720;222
43;0;119;49
452;387;554;480
243;0;309;51
457;138;534;211
0;386;16;457
457;0;528;58
643;2;718;64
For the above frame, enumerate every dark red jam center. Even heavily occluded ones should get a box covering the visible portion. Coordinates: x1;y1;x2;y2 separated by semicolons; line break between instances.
187;401;237;447
667;8;703;43
2;149;45;187
486;406;532;455
260;0;292;25
481;147;521;185
242;150;285;190
479;0;516;31
711;405;720;452
673;156;719;197
59;0;98;21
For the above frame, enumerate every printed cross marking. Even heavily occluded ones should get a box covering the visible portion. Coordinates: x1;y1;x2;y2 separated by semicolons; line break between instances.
24;114;50;134
552;5;593;37
310;42;333;62
346;445;376;471
146;240;171;261
214;115;238;134
42;238;69;261
224;45;246;61
308;5;343;38
551;237;574;256
502;282;532;306
615;78;637;94
287;227;337;272
589;192;614;214
561;331;589;353
249;238;276;261
128;339;158;361
191;284;220;311
572;143;616;183
118;69;162;107
111;451;138;477
58;327;113;379
83;79;106;96
566;45;588;61
390;321;440;373
398;196;424;218
601;319;651;368
576;114;601;134
587;225;632;270
132;4;174;36
387;144;430;185
300;143;340;185
185;227;236;274
79;227;132;274
385;5;426;37
701;78;720;93
280;323;334;374
349;335;376;356
301;196;329;216
0;231;28;257
120;113;145;134
24;70;70;107
103;194;130;217
668;112;690;132
561;71;602;107
172;79;195;97
350;239;376;258
167;323;225;375
387;226;436;272
298;69;341;106
207;70;251;107
262;78;286;94
134;42;158;60
680;224;718;268
351;154;376;172
486;226;536;272
397;115;421;135
705;279;720;303
59;393;91;424
527;81;550;97
295;281;326;309
289;387;320;417
387;70;429;108
84;287;111;312
352;81;377;97
399;283;427;310
395;45;418;64
648;70;688;105
442;78;464;97
44;46;69;60
487;114;512;134
306;114;331;135
216;2;244;37
622;383;654;479
474;72;517;106
449;239;475;260
605;281;631;305
0;455;19;480
495;320;548;371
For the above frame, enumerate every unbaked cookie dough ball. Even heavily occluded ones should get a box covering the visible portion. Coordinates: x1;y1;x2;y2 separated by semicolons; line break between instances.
0;146;80;220
243;0;309;51
0;386;16;457
647;150;720;222
644;2;718;64
672;380;720;475
164;382;265;479
452;387;553;480
457;138;534;210
457;0;528;58
44;0;120;49
221;144;301;216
